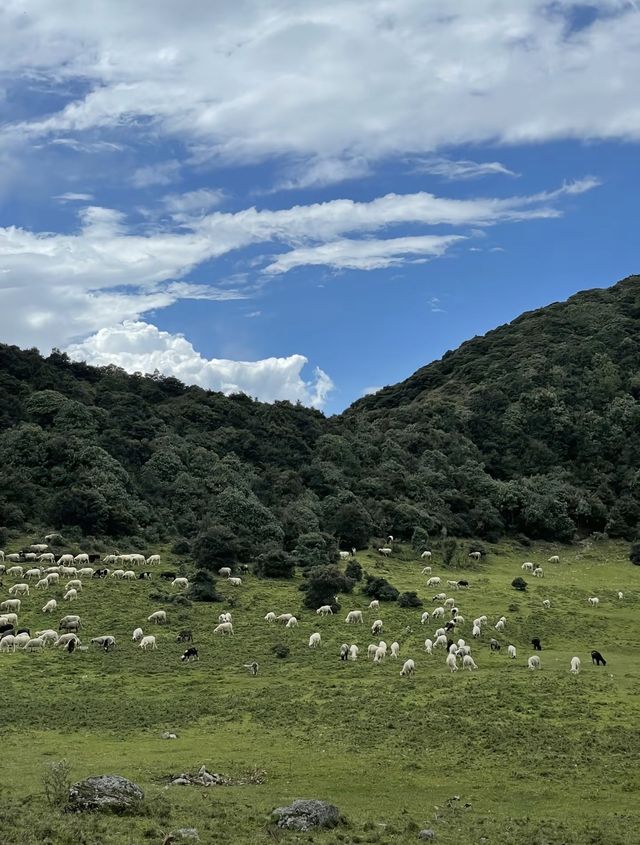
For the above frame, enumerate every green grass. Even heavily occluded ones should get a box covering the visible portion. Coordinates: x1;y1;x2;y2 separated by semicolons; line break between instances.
1;538;640;844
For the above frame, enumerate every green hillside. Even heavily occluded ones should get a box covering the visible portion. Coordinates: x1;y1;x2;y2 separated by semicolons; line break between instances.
0;275;639;551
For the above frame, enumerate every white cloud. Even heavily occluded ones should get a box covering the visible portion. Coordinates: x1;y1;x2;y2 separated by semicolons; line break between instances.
162;188;226;218
131;160;181;188
274;156;371;191
3;2;640;165
263;234;465;274
54;192;95;202
66;320;334;408
412;157;519;180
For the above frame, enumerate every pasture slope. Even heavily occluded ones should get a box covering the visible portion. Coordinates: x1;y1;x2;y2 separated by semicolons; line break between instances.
1;539;639;845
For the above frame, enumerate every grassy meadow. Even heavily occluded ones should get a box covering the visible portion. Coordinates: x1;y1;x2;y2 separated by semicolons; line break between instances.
1;538;639;844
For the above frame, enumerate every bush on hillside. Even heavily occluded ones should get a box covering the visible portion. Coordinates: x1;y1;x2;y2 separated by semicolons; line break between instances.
344;559;363;581
255;547;295;579
629;542;640;565
511;577;528;592
300;564;354;609
186;569;224;603
272;644;290;659
362;574;399;602
171;537;191;554
398;591;423;608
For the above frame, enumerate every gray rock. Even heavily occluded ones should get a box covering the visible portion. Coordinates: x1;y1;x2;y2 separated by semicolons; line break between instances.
418;830;436;841
169;829;199;841
68;775;144;813
272;799;341;831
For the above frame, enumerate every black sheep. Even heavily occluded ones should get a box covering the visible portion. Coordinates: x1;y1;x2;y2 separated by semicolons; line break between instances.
531;638;542;651
591;650;607;666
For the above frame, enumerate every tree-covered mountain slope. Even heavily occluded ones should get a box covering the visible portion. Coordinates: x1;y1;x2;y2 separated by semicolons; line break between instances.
0;275;638;552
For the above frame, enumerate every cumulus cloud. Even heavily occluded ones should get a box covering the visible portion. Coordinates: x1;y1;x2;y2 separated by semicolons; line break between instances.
3;2;640;164
67;321;334;408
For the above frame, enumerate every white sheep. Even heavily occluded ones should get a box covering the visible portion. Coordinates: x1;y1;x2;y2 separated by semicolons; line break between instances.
25;637;45;652
139;635;157;650
53;633;79;648
447;579;459;590
462;655;478;670
219;612;232;623
6;565;23;577
346;610;364;624
421;566;432;575
400;658;415;677
434;627;446;638
548;555;560;564
371;619;383;635
59;566;77;577
588;597;600;607
308;632;321;648
446;652;458;672
424;638;433;654
122;570;136;580
227;577;242;586
368;600;379;610
528;655;541;670
36;629;58;646
434;634;448;649
0;613;17;625
9;583;29;596
0;599;20;613
132;627;144;642
426;577;441;587
46;572;60;584
472;625;481;638
348;644;359;661
390;641;400;658
146;555;161;565
276;613;293;624
421;551;432;560
42;599;57;613
468;551;481;560
23;552;37;561
148;610;167;624
448;643;458;655
213;622;234;635
432;607;445;619
110;569;125;579
264;612;276;623
507;645;516;659
617;591;624;600
218;567;232;577
57;555;74;566
63;589;78;602
172;577;189;589
421;611;430;625
495;620;505;632
373;646;386;663
570;656;581;674
533;567;544;578
316;605;334;616
25;568;41;580
14;632;31;648
521;562;534;572
77;568;94;577
367;643;379;659
444;598;456;609
38;553;55;564
339;551;350;560
542;599;551;609
66;579;82;591
0;635;16;652
286;616;298;628
378;547;392;556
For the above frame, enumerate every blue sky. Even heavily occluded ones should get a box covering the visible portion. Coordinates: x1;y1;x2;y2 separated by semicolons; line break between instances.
0;1;638;414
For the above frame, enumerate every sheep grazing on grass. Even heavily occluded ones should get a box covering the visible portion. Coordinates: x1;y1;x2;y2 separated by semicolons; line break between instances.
139;635;157;650
507;645;516;659
400;659;415;677
390;641;400;658
591;650;607;666
421;612;430;625
588;597;600;607
542;600;551;609
132;628;144;642
446;652;458;672
340;643;349;661
214;622;234;636
368;600;379;610
316;605;333;616
424;638;433;654
264;612;276;623
462;655;478;671
371;619;383;635
148;610;167;624
548;555;560;564
570;656;581;674
181;647;199;662
285;616;298;628
345;610;363;624
348;644;359;661
308;632;321;648
528;656;541;670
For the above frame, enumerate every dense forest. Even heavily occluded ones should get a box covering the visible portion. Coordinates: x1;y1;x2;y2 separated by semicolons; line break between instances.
1;275;639;562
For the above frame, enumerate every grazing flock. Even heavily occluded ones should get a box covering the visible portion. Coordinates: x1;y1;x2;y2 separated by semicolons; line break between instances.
0;541;624;680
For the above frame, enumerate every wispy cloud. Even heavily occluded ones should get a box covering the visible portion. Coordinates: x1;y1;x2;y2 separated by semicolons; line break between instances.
54;192;94;202
412;157;519;180
132;160;181;188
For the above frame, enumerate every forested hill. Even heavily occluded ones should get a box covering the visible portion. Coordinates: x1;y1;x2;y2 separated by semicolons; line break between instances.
0;274;639;558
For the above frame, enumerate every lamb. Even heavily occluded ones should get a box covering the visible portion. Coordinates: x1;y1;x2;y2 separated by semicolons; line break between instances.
9;583;29;596
421;551;432;560
213;622;234;635
367;643;379;659
65;579;82;591
591;650;607;666
548;555;560;564
426;577;441;587
122;570;136;580
570;656;581;674
218;567;232;577
373;646;386;663
132;627;144;642
432;607;445;619
77;568;94;577
446;652;458;672
528;655;541;670
74;554;89;565
139;635;157;650
424;638;433;654
91;636;116;651
148;610;167;624
219;613;232;623
346;610;364;624
400;659;415;677
57;555;74;566
59;566;77;577
463;655;478;670
495;620;505;632
617;591;624;600
588;597;600;607
0;635;15;652
264;612;277;623
172;577;189;589
390;641;400;658
146;555;161;565
42;599;57;613
542;599;551;609
472;624;481;638
421;611;430;625
533;567;544;578
308;632;321;648
421;566;432;575
276;613;293;624
37;552;55;564
63;589;78;602
286;616;298;628
378;547;392;556
507;645;516;658
432;592;446;602
371;619;383;635
0;613;17;625
348;644;359;661
54;633;80;648
25;637;45;651
521;562;534;572
0;599;21;613
444;598;456;609
316;605;334;616
468;551;481;560
340;643;349;660
434;634;448;649
434;627;446;638
35;629;58;645
13;632;31;648
244;661;259;676
368;600;379;610
181;647;199;662
23;552;37;561
227;577;242;586
447;580;459;590
110;569;125;579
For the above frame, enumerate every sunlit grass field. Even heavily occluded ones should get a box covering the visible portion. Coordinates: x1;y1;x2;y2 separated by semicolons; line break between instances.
1;538;639;844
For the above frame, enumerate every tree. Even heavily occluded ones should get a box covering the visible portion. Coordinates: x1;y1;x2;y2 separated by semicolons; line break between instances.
300;565;354;610
411;527;430;554
187;569;224;602
192;524;251;569
255;547;295;579
292;532;338;568
344;559;363;581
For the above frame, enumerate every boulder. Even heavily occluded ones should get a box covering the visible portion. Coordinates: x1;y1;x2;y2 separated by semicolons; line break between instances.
272;799;341;831
67;775;144;813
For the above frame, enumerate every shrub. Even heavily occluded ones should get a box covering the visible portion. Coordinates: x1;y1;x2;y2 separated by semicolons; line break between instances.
171;537;191;554
411;526;430;553
440;538;459;568
398;591;423;608
362;574;399;602
272;644;290;659
344;559;363;581
255;548;295;579
629;542;640;565
300;564;355;609
186;569;224;603
42;759;72;808
511;577;528;592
